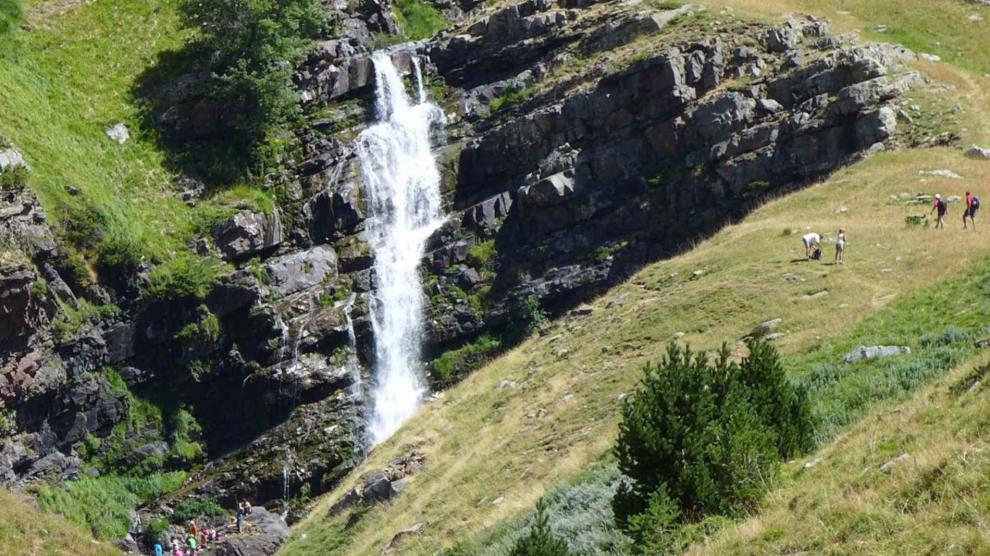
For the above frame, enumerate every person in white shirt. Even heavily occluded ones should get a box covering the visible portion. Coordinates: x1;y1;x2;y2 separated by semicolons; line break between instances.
801;232;822;259
834;228;846;265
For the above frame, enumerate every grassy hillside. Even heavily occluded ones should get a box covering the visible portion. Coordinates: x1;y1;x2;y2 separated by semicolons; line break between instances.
0;487;111;555
691;351;990;554
712;0;990;76
0;0;269;284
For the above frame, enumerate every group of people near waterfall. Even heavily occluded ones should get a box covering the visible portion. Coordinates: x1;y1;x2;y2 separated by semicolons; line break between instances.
930;191;980;230
151;500;252;555
153;522;217;556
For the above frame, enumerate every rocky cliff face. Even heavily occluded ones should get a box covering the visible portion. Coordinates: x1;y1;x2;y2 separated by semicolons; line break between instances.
0;0;923;552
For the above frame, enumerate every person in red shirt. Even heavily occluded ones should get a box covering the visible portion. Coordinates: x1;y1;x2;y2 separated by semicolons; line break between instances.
964;191;978;230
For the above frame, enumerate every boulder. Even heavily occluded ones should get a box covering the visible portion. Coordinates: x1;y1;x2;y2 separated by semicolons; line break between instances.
0;268;38;342
0;148;28;172
213;507;288;556
105;123;131;144
764;25;799;52
854;106;896;148
965;144;990;159
461;191;513;230
453;267;483;289
749;318;782;338
265;245;337;298
844;345;910;363
303;184;364;243
214;210;284;261
879;453;910;473
520;171;576;207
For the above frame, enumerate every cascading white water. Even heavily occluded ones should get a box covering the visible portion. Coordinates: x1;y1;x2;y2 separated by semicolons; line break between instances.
356;51;445;444
341;293;363;390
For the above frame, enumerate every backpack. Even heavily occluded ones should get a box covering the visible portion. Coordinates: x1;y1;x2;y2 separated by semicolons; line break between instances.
973;196;981;210
812;247;822;260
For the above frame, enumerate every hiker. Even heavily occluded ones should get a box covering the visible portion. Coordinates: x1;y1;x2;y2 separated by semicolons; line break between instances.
154;542;164;556
189;520;198;538
187;534;198;556
236;503;245;534
801;231;822;260
930;193;947;229
964;191;980;230
834;228;846;264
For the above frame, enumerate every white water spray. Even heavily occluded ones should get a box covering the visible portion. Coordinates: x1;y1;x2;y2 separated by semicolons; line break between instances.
341;293;363;390
356;52;445;444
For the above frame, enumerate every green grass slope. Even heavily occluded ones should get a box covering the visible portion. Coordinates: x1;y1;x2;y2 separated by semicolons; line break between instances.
0;0;268;284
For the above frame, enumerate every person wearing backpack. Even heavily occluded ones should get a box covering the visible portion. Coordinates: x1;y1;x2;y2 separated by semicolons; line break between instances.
964;191;979;230
930;194;947;229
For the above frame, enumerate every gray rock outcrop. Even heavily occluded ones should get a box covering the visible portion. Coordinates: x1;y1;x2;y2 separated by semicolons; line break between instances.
214;210;284;261
844;345;911;363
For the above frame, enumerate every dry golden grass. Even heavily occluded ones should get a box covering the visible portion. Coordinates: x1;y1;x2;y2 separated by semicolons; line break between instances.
690;353;990;555
0;488;111;555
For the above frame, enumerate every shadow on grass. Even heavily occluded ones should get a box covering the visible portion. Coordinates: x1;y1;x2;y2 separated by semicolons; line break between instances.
132;44;262;187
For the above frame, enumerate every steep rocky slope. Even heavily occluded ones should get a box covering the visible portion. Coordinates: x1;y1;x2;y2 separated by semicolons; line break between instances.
0;0;978;553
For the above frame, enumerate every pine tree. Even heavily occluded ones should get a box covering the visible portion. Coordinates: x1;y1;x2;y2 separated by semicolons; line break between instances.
509;498;571;556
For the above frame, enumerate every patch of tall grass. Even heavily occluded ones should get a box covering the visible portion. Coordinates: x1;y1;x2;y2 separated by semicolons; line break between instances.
35;472;187;540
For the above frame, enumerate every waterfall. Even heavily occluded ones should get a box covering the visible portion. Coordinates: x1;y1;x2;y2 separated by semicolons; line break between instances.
281;452;293;519
412;57;426;104
356;51;445;444
342;293;362;390
275;315;289;363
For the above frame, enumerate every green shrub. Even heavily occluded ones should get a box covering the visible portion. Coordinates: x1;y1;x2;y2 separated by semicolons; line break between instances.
490;86;534;113
466;239;497;269
172;497;228;524
145;517;170;539
509;498;572;556
177;0;325;154
501;295;550;345
428;335;502;387
142;256;224;301
0;164;27;189
612;341;813;544
0;0;22;36
624;487;681;555
735;340;815;458
174;307;221;347
96;232;145;277
392;0;447;40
